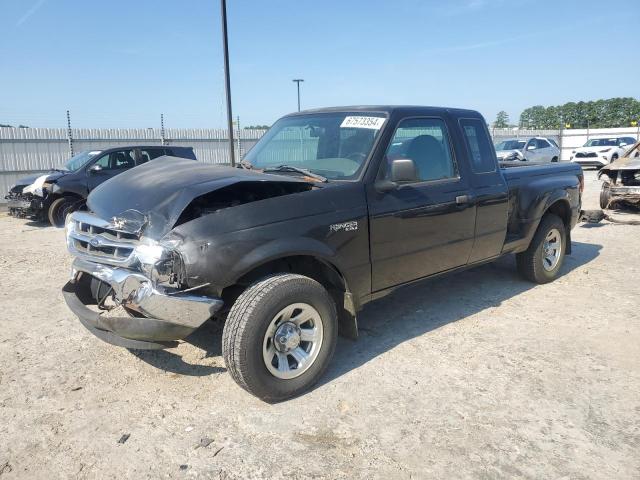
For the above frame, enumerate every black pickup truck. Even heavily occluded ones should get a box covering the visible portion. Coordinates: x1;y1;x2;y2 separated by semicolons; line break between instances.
62;106;583;401
5;145;196;226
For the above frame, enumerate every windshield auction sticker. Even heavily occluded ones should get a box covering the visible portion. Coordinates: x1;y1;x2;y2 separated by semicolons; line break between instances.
340;116;385;130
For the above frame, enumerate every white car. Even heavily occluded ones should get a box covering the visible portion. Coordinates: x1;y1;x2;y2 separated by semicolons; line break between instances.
495;137;560;162
570;136;636;168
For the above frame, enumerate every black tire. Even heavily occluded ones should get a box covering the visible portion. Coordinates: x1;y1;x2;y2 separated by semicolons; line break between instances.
610;154;618;163
47;197;77;227
551;156;558;162
516;214;566;284
600;183;611;209
222;273;338;402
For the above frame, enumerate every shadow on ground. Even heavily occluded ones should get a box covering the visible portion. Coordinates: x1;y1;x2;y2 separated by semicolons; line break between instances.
130;320;226;376
321;241;601;386
132;242;601;380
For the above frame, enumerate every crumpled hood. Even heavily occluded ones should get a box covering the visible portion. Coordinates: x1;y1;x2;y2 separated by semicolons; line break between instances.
87;156;309;239
14;170;65;189
599;156;640;173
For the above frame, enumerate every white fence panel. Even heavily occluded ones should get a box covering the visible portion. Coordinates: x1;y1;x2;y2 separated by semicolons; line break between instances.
3;125;639;202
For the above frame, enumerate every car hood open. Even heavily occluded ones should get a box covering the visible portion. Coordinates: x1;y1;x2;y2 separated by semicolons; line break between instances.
87;156;312;239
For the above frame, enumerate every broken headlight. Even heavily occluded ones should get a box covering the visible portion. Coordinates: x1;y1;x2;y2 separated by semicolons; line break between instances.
133;236;186;287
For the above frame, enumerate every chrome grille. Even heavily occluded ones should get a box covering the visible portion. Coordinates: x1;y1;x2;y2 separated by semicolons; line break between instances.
67;211;140;266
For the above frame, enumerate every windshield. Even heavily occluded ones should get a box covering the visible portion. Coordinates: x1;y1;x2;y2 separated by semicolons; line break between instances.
243;112;386;180
495;140;525;151
60;150;102;171
584;138;617;147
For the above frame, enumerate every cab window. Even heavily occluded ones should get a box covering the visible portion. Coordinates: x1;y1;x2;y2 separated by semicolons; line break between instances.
382;118;457;182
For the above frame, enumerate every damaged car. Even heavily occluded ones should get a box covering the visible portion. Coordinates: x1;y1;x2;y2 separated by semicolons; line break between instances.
62;106;583;401
598;139;640;209
5;146;196;226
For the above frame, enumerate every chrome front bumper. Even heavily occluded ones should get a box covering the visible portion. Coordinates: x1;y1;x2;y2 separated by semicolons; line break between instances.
64;257;223;348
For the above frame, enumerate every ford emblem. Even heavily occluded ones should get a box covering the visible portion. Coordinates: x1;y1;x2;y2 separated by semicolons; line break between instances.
89;238;100;247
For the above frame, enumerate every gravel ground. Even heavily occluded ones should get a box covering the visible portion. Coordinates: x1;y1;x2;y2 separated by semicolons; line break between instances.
0;169;639;479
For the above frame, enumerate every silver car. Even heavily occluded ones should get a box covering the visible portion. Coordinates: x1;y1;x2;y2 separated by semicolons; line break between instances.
495;137;561;162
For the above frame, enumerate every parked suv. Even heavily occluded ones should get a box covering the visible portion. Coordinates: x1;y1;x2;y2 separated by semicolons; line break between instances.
5;146;196;226
495;137;560;162
570;136;636;168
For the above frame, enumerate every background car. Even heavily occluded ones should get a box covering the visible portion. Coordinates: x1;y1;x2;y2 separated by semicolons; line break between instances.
570;136;636;168
495;137;560;162
5;146;196;226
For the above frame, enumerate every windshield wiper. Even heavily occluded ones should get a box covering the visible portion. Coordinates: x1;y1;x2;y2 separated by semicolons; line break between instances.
263;165;327;182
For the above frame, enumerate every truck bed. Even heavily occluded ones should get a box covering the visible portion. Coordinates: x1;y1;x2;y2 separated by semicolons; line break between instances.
499;161;583;254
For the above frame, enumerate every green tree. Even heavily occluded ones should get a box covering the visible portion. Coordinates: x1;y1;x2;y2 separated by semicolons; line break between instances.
493;111;509;128
519;98;640;129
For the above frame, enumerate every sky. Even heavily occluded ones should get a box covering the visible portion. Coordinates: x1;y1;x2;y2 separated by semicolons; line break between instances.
1;0;639;128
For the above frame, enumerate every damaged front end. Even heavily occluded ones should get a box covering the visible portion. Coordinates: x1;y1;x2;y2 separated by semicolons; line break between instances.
599;141;640;209
62;210;223;349
5;187;46;219
61;159;318;349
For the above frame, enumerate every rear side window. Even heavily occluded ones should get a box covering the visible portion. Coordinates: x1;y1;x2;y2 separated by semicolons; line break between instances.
139;148;166;165
459;118;496;173
536;139;550;149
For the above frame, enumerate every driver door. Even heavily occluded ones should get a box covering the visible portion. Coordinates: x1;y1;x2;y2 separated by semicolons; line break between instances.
523;139;537;161
86;149;136;191
367;117;476;291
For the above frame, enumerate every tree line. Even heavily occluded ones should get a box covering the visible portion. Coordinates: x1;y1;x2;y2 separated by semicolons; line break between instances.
517;98;640;129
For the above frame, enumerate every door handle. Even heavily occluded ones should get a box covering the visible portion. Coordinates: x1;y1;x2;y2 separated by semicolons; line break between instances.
455;195;470;205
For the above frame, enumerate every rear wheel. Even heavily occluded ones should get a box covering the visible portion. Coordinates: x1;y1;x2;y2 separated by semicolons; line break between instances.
551;156;558;162
610;154;619;163
48;197;78;227
516;214;566;284
222;273;338;402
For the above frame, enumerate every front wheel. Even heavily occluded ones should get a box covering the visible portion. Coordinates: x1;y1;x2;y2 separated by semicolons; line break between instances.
222;274;338;402
516;214;566;284
48;197;79;227
610;154;619;163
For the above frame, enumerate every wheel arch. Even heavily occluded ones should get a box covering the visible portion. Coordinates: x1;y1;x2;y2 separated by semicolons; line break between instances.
221;253;359;340
543;198;572;254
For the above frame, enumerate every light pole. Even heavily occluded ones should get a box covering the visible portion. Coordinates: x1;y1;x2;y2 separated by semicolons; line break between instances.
220;0;235;166
292;79;304;112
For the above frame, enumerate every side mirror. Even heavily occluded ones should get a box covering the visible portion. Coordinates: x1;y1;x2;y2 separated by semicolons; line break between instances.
391;158;419;182
88;164;103;173
526;145;536;151
375;158;419;192
619;143;627;147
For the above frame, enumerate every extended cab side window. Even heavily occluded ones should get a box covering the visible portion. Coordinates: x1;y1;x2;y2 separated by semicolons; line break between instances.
382;118;457;182
459;118;496;173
